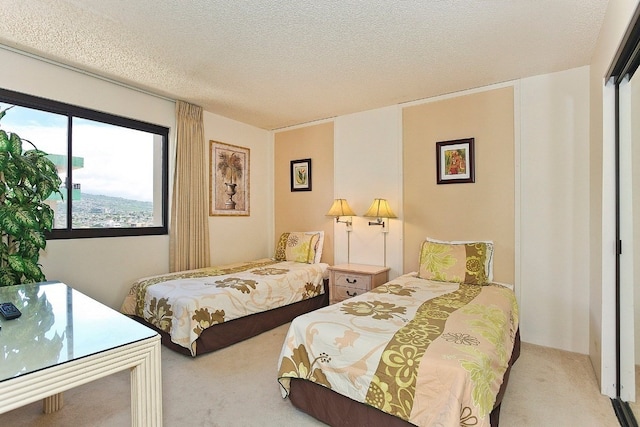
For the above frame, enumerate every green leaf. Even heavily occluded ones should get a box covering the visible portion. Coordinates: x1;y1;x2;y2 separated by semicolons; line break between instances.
22;259;44;282
7;254;25;273
0;267;17;287
3;159;19;184
0;151;8;171
0;130;9;152
20;158;37;178
24;230;46;250
18;240;40;259
0;210;21;235
39;205;55;230
12;186;25;203
14;207;36;230
8;132;22;157
36;180;54;200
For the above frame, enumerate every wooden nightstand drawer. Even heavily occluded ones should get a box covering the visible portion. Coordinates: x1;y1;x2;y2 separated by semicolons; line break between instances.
334;272;371;291
328;264;390;304
333;284;366;301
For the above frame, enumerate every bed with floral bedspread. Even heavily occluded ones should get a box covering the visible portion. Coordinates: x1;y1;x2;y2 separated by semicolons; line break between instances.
278;239;519;427
121;257;328;356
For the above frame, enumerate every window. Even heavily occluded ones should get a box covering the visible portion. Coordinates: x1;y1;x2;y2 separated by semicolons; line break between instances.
0;88;169;239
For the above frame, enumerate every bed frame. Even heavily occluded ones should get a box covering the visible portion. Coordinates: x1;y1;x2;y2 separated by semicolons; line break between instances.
133;279;329;356
288;329;521;427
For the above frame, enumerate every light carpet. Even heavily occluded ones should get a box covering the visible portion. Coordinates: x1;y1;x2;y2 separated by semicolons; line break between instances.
630;365;640;421
0;323;622;426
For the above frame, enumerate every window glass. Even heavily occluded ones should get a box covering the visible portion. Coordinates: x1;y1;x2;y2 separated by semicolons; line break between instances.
71;118;159;228
0;89;168;238
0;105;68;228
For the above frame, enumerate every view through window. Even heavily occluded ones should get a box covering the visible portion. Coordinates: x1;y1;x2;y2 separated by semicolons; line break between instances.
0;89;168;238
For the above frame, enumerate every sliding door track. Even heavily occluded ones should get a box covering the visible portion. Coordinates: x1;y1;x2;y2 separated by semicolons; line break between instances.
612;398;638;427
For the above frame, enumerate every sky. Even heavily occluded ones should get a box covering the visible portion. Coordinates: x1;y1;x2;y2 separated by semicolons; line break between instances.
1;103;157;202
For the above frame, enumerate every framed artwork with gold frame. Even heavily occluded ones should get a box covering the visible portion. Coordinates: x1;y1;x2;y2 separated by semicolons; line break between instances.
210;140;250;216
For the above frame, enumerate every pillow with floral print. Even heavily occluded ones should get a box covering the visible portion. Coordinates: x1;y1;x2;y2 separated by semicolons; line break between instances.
274;232;321;264
417;239;494;285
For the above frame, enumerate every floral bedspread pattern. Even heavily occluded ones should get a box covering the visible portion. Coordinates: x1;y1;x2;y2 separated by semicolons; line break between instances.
277;273;518;427
121;258;328;356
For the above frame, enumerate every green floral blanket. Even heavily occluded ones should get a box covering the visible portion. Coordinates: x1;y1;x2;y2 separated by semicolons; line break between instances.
121;258;328;356
277;273;518;426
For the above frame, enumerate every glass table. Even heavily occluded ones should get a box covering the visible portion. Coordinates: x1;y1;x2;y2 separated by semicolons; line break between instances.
0;281;162;426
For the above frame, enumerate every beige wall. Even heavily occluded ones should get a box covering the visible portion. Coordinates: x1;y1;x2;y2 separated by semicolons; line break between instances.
402;87;515;283
274;122;335;264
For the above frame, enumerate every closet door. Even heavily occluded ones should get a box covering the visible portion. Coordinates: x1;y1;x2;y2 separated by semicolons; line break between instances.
632;73;640;420
619;74;638;406
608;5;640;422
626;72;640;416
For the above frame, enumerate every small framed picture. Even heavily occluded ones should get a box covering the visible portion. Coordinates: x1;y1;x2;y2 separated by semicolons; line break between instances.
290;158;312;192
436;138;475;184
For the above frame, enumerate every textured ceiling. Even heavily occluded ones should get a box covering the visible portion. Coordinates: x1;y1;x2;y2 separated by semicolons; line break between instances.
0;1;609;130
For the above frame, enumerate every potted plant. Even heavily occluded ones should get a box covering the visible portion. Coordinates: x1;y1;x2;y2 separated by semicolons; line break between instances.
0;106;62;287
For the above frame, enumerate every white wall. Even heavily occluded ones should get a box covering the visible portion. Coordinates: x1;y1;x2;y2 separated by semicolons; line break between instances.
333;106;403;278
0;46;272;310
0;46;175;309
204;112;273;265
519;66;591;353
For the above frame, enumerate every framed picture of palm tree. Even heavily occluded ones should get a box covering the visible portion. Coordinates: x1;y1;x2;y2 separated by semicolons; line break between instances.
210;140;250;216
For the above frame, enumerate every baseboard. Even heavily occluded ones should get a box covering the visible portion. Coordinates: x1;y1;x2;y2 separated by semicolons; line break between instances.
612;398;639;427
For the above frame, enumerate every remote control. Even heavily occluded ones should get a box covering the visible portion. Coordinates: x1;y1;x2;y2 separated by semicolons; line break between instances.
0;302;21;320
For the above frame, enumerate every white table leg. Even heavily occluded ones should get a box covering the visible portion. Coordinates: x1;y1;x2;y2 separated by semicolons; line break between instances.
130;338;163;426
42;393;63;413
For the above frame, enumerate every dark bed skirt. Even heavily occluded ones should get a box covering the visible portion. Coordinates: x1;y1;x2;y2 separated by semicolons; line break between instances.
133;279;330;356
289;328;522;427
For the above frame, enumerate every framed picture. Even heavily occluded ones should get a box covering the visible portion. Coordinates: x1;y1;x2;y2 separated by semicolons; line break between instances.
290;158;312;192
436;138;475;184
210;141;250;216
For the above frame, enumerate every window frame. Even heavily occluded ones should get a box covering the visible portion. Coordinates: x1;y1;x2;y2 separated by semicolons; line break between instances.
0;88;169;239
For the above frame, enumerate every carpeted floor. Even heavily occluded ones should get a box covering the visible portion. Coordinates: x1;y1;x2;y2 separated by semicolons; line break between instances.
630;365;640;422
0;323;623;426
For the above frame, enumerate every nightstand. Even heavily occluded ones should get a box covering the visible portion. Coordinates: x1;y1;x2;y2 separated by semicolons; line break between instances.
328;264;390;304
